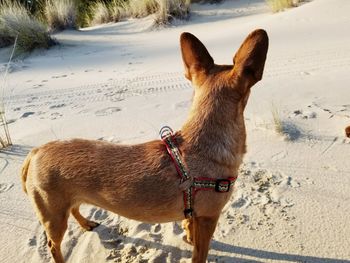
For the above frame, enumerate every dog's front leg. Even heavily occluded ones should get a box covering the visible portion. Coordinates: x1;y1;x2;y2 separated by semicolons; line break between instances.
191;216;219;263
182;218;194;245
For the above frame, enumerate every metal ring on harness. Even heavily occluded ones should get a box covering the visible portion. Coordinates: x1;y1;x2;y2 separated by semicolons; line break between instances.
159;126;174;139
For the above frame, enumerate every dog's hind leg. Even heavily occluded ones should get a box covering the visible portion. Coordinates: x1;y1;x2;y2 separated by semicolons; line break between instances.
191;216;219;263
30;190;70;263
71;206;99;231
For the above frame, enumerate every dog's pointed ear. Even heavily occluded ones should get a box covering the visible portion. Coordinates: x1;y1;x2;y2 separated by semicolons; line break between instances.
233;29;269;86
180;32;214;81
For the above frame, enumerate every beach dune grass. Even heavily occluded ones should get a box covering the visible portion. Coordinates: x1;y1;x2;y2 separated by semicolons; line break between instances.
128;0;190;23
266;0;300;12
44;0;77;31
89;2;111;26
89;1;126;26
154;0;191;25
0;0;54;54
89;0;190;26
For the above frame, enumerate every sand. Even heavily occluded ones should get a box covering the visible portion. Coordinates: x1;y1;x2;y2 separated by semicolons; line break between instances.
1;0;350;262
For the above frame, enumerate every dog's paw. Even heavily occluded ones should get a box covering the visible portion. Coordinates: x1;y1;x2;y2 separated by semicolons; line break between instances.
182;235;193;246
82;220;100;231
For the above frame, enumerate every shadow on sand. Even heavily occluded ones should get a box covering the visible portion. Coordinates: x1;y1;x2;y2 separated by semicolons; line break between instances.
0;144;32;173
0;144;32;157
89;223;349;263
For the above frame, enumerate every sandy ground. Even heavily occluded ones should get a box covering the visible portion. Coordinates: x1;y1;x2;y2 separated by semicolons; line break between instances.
1;0;350;262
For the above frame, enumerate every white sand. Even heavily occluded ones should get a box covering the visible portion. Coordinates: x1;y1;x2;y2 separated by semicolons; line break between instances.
1;0;350;262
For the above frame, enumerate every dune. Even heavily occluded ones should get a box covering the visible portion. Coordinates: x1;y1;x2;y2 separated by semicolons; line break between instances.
1;0;350;262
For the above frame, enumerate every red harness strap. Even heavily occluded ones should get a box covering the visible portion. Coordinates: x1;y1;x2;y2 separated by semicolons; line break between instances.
160;126;237;219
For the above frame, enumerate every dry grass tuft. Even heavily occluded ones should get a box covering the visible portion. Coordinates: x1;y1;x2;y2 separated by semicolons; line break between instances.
128;0;190;25
271;103;284;135
271;104;302;141
44;0;77;31
154;0;190;25
89;0;128;26
0;36;16;148
128;0;159;18
89;2;111;26
109;0;129;22
0;0;54;54
266;0;301;12
88;0;190;27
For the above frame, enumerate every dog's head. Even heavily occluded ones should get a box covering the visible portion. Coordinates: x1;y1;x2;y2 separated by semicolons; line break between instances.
180;29;268;113
179;30;268;163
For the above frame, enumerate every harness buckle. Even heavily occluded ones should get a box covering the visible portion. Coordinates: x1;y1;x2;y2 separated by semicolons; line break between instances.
215;179;231;193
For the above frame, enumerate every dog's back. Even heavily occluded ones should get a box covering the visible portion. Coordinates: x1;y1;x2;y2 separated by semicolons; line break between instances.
23;139;188;222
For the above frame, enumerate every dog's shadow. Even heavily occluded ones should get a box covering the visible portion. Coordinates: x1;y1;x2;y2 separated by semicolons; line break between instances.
90;222;348;263
95;223;192;262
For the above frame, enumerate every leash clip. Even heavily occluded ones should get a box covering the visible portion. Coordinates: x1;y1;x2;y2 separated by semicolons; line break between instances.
160;126;174;139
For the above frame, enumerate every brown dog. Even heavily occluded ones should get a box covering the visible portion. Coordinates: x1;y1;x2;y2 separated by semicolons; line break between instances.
22;29;268;263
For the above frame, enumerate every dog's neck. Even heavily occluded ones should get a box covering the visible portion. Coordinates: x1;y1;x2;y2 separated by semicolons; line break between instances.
180;87;247;168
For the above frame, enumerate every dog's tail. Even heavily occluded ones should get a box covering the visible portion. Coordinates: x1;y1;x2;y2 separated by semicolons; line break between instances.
21;148;38;194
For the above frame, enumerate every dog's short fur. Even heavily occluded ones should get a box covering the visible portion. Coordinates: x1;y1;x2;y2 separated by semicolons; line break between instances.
22;30;268;263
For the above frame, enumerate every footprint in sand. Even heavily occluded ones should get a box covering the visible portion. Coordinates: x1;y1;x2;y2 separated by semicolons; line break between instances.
300;71;311;76
37;231;50;260
226;165;301;232
28;236;37;247
108;244;139;262
151;224;162;234
0;183;14;193
6;119;16;124
26;96;38;103
90;208;109;221
149;224;163;242
174;100;191;109
49;104;66;109
134;223;151;234
21;112;35;118
172;222;183;235
50;112;63;120
291;109;317;119
95;107;121;116
271;150;288;161
52;75;67;79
